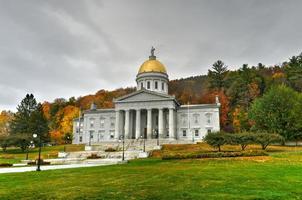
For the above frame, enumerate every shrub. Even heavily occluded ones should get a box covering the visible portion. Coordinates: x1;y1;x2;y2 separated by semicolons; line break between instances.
104;147;117;152
254;132;284;150
87;153;103;159
203;131;231;152
0;163;13;167
162;151;268;160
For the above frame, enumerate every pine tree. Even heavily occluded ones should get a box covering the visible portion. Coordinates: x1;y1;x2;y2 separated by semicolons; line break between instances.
208;60;228;91
9;94;38;151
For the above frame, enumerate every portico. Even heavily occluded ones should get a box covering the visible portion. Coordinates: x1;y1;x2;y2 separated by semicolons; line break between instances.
114;95;177;140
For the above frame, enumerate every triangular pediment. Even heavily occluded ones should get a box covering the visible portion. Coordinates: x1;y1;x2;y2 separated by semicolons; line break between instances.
115;89;175;102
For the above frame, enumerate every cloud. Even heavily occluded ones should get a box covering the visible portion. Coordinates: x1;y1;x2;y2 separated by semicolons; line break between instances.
0;0;301;111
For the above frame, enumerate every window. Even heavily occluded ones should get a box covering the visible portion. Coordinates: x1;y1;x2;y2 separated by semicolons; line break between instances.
90;118;94;128
98;130;105;141
195;129;199;137
147;81;150;89
193;114;200;124
207;129;211;134
110;117;115;127
141;82;144;89
79;136;82;142
110;130;115;139
89;130;94;139
162;82;165;91
100;118;105;128
182;130;187;137
155;81;158;89
181;114;187;126
205;113;212;124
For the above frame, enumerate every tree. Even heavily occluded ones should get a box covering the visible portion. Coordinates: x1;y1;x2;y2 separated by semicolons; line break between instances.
208;60;228;91
10;94;38;151
254;132;284;150
232;132;255;151
29;103;50;144
203;132;230;152
249;85;302;140
0;111;13;137
284;53;302;92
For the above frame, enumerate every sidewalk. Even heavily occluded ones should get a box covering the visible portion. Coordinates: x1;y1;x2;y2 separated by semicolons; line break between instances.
0;162;116;174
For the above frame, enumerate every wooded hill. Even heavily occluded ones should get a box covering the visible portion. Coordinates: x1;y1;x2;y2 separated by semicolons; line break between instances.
1;53;302;144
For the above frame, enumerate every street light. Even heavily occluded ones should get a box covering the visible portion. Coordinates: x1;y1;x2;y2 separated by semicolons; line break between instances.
119;135;125;161
33;133;42;171
140;135;145;152
156;130;159;146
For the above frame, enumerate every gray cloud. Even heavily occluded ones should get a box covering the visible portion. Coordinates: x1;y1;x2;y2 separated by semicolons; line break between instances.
0;0;301;111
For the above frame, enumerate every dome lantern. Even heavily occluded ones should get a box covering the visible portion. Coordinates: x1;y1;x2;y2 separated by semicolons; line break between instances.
136;47;169;94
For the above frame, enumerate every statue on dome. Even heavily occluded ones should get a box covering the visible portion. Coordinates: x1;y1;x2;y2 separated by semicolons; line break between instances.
151;46;155;57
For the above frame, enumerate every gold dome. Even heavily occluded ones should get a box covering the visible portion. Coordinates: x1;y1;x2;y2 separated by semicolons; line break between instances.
138;59;167;74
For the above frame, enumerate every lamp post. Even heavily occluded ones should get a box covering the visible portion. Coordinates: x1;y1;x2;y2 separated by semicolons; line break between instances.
156;130;159;146
33;133;42;171
119;135;125;161
140;135;145;152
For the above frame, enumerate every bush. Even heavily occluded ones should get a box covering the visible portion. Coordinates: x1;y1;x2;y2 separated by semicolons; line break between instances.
104;147;117;152
87;153;103;159
203;131;232;151
254;132;284;150
162;151;268;160
0;163;13;167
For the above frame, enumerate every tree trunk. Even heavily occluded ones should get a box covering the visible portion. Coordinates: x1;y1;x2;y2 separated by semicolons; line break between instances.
218;145;221;152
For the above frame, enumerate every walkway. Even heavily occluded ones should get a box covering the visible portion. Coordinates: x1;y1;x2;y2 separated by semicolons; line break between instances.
0;160;122;174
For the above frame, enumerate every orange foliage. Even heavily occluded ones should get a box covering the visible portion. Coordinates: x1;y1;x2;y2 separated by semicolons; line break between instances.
0;111;13;137
50;130;63;144
56;105;79;136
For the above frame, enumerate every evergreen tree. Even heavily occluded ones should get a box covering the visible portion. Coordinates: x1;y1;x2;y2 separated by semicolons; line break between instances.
9;94;38;151
208;60;228;91
29;103;50;144
284;53;302;92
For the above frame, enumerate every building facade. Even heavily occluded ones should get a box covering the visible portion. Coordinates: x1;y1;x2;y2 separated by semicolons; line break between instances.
73;49;220;144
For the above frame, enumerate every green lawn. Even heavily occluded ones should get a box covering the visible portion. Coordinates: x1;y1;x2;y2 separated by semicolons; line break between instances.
0;145;84;164
1;150;302;199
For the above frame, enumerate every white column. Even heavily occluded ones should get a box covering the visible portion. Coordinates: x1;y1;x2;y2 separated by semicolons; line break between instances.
169;108;175;139
115;110;120;140
135;109;141;139
158;108;164;138
147;109;152;139
124;109;130;139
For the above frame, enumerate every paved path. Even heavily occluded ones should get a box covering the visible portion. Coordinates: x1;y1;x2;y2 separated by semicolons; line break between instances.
0;163;115;174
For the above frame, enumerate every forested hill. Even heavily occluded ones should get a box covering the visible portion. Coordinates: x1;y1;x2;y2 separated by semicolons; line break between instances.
1;53;301;143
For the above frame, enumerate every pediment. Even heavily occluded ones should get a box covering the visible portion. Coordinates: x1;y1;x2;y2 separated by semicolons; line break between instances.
115;89;175;102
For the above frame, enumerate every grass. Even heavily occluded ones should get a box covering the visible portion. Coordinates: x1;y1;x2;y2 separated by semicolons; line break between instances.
0;144;84;164
0;144;302;199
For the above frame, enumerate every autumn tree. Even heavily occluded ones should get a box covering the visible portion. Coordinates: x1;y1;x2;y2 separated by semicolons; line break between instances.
0;111;13;137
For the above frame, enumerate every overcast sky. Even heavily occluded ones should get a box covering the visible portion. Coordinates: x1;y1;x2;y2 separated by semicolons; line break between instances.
0;0;301;111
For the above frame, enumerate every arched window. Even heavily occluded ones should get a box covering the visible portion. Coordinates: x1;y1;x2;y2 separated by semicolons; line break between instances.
147;81;150;89
155;81;158;89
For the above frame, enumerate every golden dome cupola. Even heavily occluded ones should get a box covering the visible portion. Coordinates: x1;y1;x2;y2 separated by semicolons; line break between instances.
136;47;169;94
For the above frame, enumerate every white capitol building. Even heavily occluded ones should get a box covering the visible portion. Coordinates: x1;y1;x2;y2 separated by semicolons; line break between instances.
73;48;220;145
